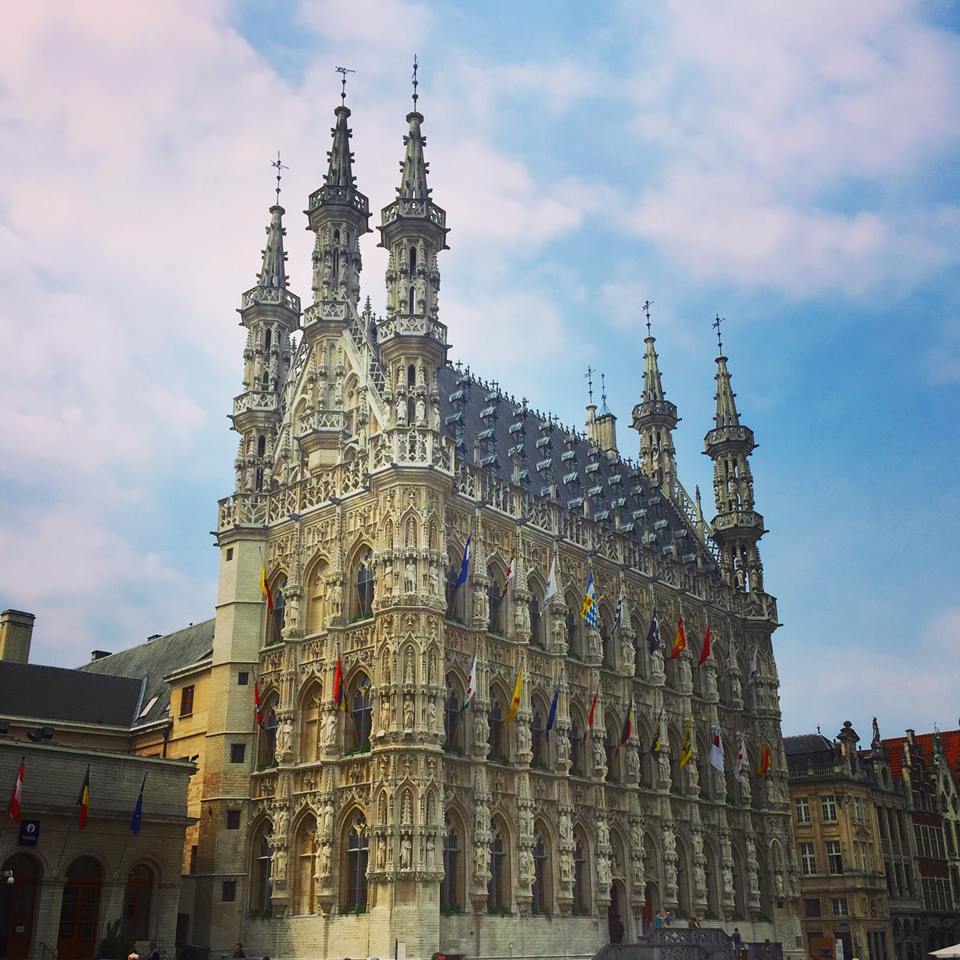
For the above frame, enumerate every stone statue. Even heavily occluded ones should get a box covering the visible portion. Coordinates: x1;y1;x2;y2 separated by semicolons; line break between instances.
318;841;332;877
377;836;387;870
519;848;531;881
559;812;573;844
426;835;436;870
400;836;413;870
397;396;407;425
625;746;639;781
403;697;415;732
517;722;531;755
324;710;337;746
416;396;426;426
429;565;439;597
474;841;488;877
597;855;611;890
405;560;417;594
427;699;437;728
272;846;287;883
557;732;570;767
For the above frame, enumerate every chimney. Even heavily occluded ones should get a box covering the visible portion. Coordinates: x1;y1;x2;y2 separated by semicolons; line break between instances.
0;610;35;664
90;650;112;662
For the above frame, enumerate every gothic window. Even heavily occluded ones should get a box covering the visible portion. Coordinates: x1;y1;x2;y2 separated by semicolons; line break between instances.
264;327;272;353
489;695;506;763
407;364;416;387
295;820;316;915
529;595;543;647
332;234;340;281
634;612;648;680
573;830;591;913
488;829;509;912
409;245;417;276
259;700;278;767
408;285;415;314
444;678;463;752
255;434;266;491
346;674;372;753
570;706;586;777
341;814;368;911
531;704;546;769
353;548;375;620
251;823;273;911
441;820;462;912
532;833;551;915
669;730;683;795
487;572;505;635
306;558;329;634
121;864;153;939
601;613;616;670
300;686;323;761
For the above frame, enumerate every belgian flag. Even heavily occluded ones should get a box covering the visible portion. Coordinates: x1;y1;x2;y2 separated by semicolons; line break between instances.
78;765;90;829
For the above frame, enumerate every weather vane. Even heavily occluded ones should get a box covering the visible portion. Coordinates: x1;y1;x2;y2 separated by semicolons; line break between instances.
643;299;654;337
713;313;725;354
584;365;594;404
412;54;419;107
600;372;608;410
335;65;355;104
271;150;288;202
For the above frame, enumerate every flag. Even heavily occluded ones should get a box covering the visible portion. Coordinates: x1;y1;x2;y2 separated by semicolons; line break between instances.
505;557;515;587
543;556;558;606
736;737;748;778
670;614;687;659
455;536;471;590
333;646;346;711
613;588;624;634
78;765;90;829
8;758;23;823
756;741;772;776
129;774;146;835
649;712;663;756
504;666;524;723
260;560;274;614
646;610;661;655
580;571;598;627
749;645;759;683
462;651;479;713
582;689;599;743
679;716;694;768
709;728;724;772
254;680;264;728
698;624;712;667
619;701;634;747
545;683;560;741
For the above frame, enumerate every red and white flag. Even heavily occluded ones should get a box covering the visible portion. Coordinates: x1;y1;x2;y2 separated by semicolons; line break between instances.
254;680;264;728
505;557;515;587
8;757;23;823
709;728;724;772
736;737;748;778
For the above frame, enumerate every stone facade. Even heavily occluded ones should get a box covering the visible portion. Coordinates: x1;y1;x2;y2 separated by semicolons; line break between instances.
191;77;804;960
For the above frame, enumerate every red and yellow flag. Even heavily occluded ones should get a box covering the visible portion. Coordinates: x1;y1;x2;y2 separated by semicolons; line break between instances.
504;666;524;723
260;563;274;614
670;615;687;659
254;681;264;728
756;741;772;776
78;765;90;829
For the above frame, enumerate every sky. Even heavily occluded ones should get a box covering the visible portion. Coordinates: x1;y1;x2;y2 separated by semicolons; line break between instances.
1;0;958;740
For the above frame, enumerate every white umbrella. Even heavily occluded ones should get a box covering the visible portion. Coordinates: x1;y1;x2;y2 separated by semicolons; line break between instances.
929;946;960;958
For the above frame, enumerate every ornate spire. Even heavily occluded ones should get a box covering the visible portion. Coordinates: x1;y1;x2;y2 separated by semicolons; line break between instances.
712;317;741;428
397;109;430;201
257;203;289;292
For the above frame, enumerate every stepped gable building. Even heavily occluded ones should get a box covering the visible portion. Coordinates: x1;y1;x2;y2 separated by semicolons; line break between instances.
201;72;803;959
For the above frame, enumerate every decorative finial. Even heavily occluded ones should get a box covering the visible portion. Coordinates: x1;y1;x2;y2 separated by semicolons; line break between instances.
643;299;654;337
335;65;356;105
713;313;724;354
271;150;288;202
584;365;594;404
412;54;419;108
600;372;608;408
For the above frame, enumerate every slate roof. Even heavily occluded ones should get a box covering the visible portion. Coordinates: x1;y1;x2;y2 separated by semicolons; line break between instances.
79;619;214;727
784;733;837;768
435;364;715;572
882;730;960;782
0;661;144;728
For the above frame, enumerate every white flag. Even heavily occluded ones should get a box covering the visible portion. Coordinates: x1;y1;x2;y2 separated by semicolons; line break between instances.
749;644;759;683
505;556;515;587
463;651;479;711
543;556;558;606
709;728;725;772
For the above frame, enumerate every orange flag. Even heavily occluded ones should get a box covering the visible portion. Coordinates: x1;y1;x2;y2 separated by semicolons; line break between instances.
697;624;712;666
670;615;687;659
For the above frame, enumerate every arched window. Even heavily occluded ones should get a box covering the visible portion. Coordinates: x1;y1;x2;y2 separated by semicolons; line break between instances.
300;685;323;761
532;833;551;915
531;705;547;769
353;548;375;620
488;573;504;635
488;828;509;912
570;708;586;777
601;613;616;670
259;703;278;767
306;559;329;634
342;814;368;912
346;675;372;753
252;823;272;911
264;327;273;354
444;679;463;753
295;820;316;915
121;864;153;939
408;286;415;315
59;857;103;958
407;364;416;388
566;593;582;658
489;696;506;763
573;831;590;914
409;246;417;276
529;595;543;647
441;820;462;912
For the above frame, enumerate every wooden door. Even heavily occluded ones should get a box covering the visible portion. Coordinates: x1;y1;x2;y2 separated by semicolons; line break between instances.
57;878;102;960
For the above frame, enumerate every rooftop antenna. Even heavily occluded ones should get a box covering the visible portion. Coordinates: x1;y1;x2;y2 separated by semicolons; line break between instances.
411;54;419;108
643;299;654;337
335;65;356;105
271;150;288;203
713;313;725;354
584;365;594;405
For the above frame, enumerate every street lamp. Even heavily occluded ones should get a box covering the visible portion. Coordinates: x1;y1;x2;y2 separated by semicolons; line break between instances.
2;870;14;886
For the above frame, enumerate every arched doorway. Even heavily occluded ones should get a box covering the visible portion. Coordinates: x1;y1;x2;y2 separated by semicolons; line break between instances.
608;879;626;944
0;853;41;960
58;856;103;960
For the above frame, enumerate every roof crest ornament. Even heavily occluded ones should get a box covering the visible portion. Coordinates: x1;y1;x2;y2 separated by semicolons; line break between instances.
584;365;594;405
643;299;654;338
713;313;724;355
271;150;288;204
412;54;419;108
335;65;356;106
